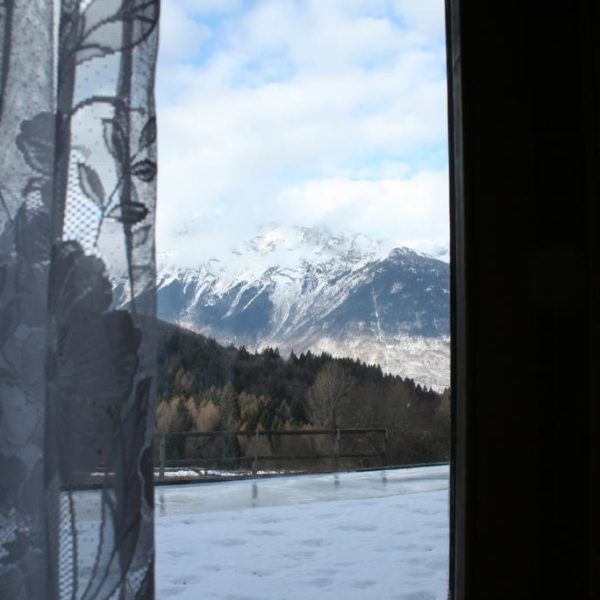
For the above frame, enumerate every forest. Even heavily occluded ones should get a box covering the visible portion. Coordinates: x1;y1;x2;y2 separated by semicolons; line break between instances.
155;321;450;471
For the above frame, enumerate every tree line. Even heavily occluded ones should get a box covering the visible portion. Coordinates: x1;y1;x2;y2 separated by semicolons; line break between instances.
156;321;450;469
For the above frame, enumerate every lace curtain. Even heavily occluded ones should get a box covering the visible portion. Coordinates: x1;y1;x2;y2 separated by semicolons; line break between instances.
0;1;160;598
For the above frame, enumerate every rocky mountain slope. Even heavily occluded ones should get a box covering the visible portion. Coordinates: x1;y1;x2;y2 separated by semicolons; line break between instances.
124;225;450;389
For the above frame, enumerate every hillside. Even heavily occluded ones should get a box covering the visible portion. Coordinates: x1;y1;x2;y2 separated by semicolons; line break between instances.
155;320;450;468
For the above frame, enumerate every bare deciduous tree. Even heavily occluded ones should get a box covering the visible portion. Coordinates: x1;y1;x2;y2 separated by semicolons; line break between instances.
308;363;354;427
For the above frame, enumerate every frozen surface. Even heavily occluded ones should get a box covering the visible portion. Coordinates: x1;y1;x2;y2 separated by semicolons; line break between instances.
155;466;449;599
154;466;448;516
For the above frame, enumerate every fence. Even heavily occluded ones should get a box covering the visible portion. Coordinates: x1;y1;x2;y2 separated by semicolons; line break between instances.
155;428;389;480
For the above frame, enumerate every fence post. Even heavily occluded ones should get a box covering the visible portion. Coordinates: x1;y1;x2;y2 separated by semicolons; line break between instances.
334;428;341;473
252;428;260;476
159;434;166;480
383;428;389;467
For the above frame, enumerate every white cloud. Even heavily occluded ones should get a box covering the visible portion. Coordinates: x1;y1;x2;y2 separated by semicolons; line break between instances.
156;0;449;265
275;170;448;226
270;170;450;258
393;0;445;36
157;170;449;268
158;2;212;63
171;0;245;17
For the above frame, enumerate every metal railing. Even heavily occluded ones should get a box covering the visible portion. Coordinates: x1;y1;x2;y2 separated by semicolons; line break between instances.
155;427;389;480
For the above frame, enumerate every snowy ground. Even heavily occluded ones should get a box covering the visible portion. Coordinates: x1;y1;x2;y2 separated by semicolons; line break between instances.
155;468;295;479
156;466;449;599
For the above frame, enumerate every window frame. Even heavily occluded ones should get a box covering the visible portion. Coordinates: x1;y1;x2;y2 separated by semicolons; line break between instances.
446;0;600;597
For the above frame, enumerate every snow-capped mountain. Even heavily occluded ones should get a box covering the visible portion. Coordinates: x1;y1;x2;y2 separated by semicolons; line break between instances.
149;225;450;389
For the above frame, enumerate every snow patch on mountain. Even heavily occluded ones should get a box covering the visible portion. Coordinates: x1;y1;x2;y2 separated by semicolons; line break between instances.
156;223;390;291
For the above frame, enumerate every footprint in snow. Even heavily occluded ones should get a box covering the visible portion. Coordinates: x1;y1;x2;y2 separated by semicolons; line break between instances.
300;538;331;547
337;524;377;532
306;577;334;588
246;529;284;537
352;580;377;590
212;538;248;547
394;592;436;600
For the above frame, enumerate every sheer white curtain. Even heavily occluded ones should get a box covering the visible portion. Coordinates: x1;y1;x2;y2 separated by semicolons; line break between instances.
0;1;160;598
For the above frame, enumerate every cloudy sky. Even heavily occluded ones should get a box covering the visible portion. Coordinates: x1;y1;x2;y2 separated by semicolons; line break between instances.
156;0;449;266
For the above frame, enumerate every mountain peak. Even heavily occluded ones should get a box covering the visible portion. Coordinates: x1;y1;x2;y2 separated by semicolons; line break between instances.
157;224;393;285
238;223;388;262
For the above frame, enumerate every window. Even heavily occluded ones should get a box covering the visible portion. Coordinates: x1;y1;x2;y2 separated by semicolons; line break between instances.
154;1;452;599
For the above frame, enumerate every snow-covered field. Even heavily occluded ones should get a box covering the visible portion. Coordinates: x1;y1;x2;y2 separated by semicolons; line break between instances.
156;466;449;599
155;468;295;479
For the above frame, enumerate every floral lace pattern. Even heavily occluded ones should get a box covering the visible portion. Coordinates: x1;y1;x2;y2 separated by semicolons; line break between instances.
0;2;159;598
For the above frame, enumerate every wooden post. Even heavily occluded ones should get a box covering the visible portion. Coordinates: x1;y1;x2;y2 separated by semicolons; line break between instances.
252;428;259;476
334;428;341;473
159;434;166;480
384;428;389;467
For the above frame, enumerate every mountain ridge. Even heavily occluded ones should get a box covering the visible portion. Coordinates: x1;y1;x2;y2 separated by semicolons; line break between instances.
119;225;451;389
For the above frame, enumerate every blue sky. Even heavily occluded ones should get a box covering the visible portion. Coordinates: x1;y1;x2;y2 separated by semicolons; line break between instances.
156;0;449;266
